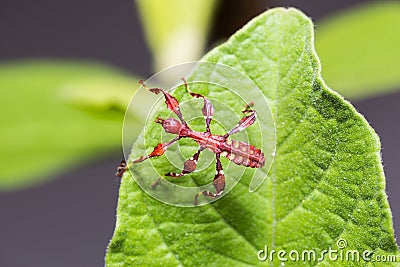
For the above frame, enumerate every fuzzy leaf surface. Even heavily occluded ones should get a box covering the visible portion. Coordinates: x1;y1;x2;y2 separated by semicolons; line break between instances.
106;8;399;266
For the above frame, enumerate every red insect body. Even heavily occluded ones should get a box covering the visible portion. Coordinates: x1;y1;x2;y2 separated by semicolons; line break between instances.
182;131;265;168
117;79;265;204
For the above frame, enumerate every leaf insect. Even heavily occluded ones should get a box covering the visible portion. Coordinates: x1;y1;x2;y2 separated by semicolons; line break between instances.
116;79;265;205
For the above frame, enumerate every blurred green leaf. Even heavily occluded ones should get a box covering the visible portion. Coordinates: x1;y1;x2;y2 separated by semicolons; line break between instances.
0;60;142;190
106;8;398;266
60;76;135;113
136;0;219;73
316;2;400;99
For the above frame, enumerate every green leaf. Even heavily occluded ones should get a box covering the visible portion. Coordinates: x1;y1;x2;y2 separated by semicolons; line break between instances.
106;8;399;266
315;2;400;99
136;0;219;73
0;60;143;190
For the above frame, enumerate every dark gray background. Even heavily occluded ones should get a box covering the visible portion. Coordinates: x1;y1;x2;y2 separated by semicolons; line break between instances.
0;0;398;266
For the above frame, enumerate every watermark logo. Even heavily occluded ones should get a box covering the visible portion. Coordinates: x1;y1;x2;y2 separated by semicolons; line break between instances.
122;62;276;207
257;238;399;263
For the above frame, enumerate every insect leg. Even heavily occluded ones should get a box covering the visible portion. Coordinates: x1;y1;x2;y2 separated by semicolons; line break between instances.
132;136;180;163
115;136;180;178
181;78;214;133
223;101;256;139
115;160;127;178
165;147;205;177
139;80;186;124
194;154;225;205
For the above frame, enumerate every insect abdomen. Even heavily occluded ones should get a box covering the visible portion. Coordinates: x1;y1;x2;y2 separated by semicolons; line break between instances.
220;140;265;168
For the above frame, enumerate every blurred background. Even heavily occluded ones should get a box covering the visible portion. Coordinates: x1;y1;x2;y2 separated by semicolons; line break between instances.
0;0;399;266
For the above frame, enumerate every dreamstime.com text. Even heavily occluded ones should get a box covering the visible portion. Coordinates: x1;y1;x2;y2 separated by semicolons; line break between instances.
257;239;399;263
